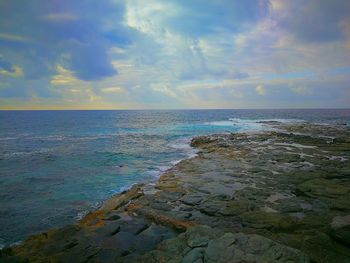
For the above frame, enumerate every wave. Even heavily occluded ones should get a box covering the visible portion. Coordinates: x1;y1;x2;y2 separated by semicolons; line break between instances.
1;148;52;158
0;137;17;141
0;240;22;250
168;137;199;159
205;118;304;132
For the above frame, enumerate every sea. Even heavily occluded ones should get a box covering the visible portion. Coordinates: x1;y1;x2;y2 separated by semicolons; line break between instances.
0;109;349;248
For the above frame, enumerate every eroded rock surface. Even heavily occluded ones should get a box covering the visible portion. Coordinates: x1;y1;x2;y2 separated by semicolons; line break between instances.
1;123;350;263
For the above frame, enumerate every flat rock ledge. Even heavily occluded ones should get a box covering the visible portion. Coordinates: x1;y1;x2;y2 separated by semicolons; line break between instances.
1;123;350;263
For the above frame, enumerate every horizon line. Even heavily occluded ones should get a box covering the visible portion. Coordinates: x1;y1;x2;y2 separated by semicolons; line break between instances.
0;108;349;111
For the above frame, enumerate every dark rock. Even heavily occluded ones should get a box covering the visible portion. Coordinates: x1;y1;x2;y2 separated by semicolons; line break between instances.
330;215;350;246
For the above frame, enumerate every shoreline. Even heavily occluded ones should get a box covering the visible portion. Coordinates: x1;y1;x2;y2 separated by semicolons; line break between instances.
1;122;350;262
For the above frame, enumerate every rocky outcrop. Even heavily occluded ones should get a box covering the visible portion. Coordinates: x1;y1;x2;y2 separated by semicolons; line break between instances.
135;226;308;263
1;123;350;263
330;215;350;246
100;184;144;211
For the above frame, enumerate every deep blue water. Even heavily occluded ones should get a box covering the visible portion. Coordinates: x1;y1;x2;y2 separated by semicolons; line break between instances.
0;109;349;247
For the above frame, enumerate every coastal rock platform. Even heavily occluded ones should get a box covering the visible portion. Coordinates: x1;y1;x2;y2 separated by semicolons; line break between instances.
1;123;350;263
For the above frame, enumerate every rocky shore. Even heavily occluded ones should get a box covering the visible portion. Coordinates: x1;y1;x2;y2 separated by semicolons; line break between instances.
1;123;350;263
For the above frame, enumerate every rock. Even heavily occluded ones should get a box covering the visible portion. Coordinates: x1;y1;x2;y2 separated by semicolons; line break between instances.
104;214;121;221
182;247;205;263
240;211;296;231
296;178;349;197
185;225;216;248
218;199;256;216
191;136;216;148
205;232;309;263
300;230;350;263
126;202;197;231
198;200;221;216
134;226;309;263
180;194;204;206
100;184;144;211
330;215;350;246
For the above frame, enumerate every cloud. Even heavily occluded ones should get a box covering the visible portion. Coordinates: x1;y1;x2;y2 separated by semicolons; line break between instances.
0;33;32;43
101;86;123;93
0;57;14;72
151;83;178;98
41;12;79;22
50;66;78;85
0;57;24;77
289;84;313;96
165;0;271;36
255;85;266;95
68;42;118;80
1;0;350;109
0;0;128;81
0;65;23;78
273;0;350;43
230;71;250;79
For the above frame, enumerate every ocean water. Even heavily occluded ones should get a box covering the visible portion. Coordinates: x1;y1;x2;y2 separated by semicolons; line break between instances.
0;109;349;247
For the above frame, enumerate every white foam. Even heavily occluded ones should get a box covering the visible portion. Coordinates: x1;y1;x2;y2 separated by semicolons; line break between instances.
168;138;192;150
158;165;172;172
205;121;236;126
170;159;182;165
0;137;16;141
206;118;303;129
2;148;52;158
168;137;199;160
0;240;22;250
206;119;261;132
205;118;303;133
75;210;89;220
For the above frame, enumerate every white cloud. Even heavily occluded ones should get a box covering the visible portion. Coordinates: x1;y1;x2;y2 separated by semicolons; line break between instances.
101;86;124;93
50;66;78;85
255;85;266;95
151;83;178;98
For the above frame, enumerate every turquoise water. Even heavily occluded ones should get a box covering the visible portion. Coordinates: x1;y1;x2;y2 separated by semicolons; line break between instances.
0;109;349;247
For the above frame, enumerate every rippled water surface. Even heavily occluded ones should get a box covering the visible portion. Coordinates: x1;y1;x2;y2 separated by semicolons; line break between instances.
0;109;349;247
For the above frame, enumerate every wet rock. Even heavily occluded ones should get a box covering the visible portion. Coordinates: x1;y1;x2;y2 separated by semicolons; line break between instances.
126;202;197;231
185;225;216;248
180;194;204;206
240;211;296;231
205;232;309;263
300;230;350;263
198;200;222;216
134;226;308;263
330;215;350;246
100;184;144;211
191;136;217;148
296;179;349;198
104;213;121;221
218;199;256;216
182;247;205;263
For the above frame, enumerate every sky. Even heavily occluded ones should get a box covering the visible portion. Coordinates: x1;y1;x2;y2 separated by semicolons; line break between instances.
0;0;350;110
